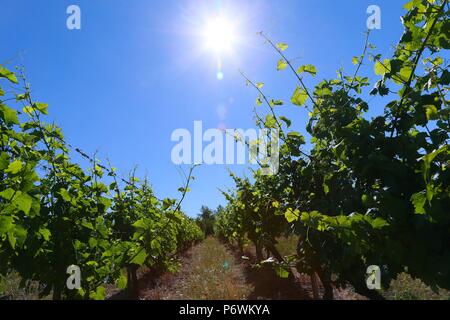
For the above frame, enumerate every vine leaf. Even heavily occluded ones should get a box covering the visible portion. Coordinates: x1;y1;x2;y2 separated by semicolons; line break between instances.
291;86;308;106
277;59;287;71
297;64;317;77
276;43;288;51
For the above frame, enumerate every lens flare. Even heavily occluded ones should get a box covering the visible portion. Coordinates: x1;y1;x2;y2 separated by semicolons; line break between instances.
203;16;236;53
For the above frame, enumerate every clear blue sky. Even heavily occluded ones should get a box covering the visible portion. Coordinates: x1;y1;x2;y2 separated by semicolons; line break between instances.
1;0;408;217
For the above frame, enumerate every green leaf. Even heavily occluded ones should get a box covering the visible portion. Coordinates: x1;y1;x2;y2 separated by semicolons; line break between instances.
116;271;127;289
264;115;277;128
9;224;27;249
285;208;299;223
277;59;287;71
162;198;175;210
81;220;94;230
420;145;447;201
38;228;51;241
178;187;191;193
352;56;359;65
297;64;317;76
411;192;426;214
13;193;33;215
323;183;329;194
130;248;147;265
374;59;390;76
132;219;147;229
291;87;308;106
88;237;97;248
425;184;435;203
361;194;369;207
89;286;106;300
256;82;264;89
270;99;283;106
34;103;48;115
314;87;332;97
151;239;161;252
0;215;14;235
287;131;304;144
59;188;71;202
371;217;389;229
0;66;18;84
109;182;117;190
403;0;415;9
421;145;447;183
276;43;288;51
0;153;9;170
279;116;291;128
0;105;19;125
425;105;438;120
398;66;413;83
274;265;290;278
7;231;16;248
5;160;23;174
0;188;16;200
23;106;35;115
15;93;27;101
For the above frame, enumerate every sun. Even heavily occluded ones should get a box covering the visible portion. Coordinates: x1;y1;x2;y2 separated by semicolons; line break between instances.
202;16;236;53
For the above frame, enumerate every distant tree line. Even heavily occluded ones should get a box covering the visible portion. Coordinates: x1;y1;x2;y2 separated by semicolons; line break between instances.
195;205;224;237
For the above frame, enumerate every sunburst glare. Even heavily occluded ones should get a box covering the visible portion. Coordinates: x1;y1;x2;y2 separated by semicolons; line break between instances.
202;16;236;54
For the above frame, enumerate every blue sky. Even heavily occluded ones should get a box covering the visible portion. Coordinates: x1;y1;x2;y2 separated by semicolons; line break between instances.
1;0;408;217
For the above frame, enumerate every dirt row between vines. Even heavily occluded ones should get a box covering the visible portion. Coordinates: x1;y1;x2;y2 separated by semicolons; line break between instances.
135;237;363;300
